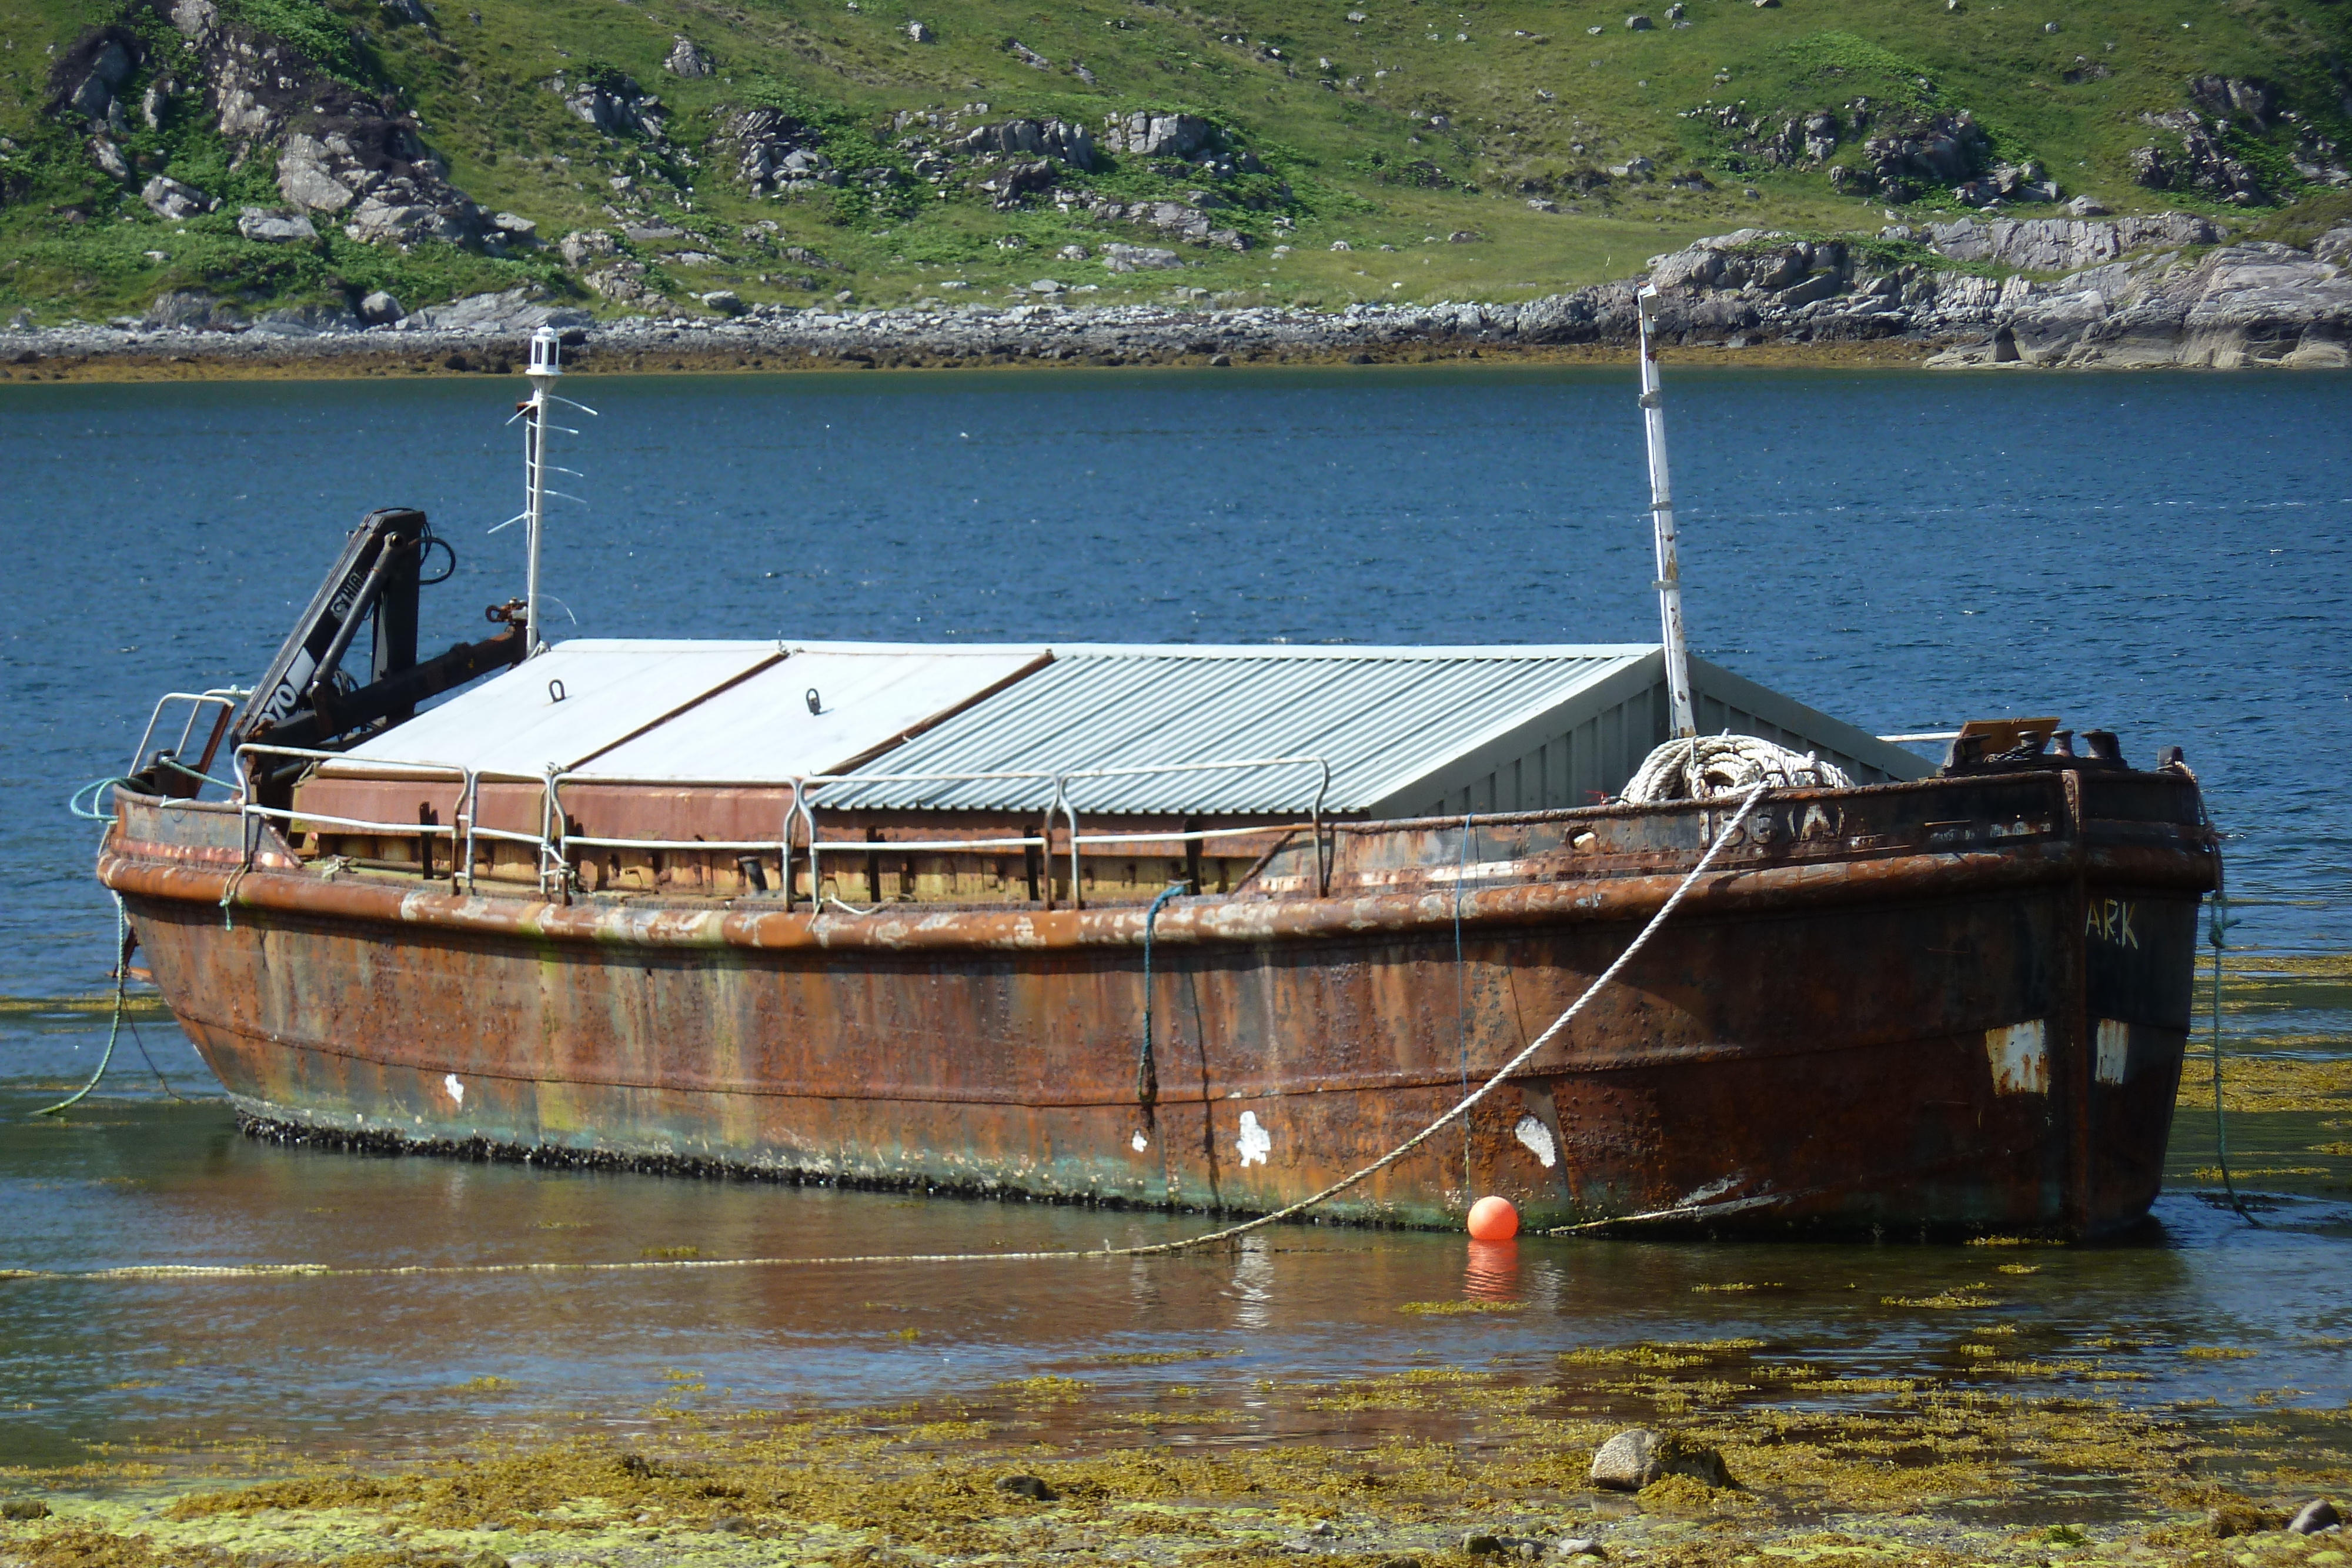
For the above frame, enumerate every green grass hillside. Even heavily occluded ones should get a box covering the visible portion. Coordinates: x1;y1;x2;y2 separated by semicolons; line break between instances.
3;0;2349;323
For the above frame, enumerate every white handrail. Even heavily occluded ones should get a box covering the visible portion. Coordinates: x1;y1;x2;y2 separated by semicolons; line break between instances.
129;689;248;783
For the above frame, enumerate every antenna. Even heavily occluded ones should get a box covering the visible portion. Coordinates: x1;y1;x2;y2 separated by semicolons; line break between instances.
522;326;561;657
1636;286;1697;740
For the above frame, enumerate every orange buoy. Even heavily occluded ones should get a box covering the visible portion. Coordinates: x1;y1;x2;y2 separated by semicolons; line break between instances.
1466;1195;1519;1241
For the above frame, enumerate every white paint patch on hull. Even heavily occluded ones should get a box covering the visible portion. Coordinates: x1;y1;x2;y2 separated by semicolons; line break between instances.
2095;1018;2131;1084
1986;1021;2049;1095
1235;1110;1271;1166
443;1072;466;1107
1514;1114;1557;1168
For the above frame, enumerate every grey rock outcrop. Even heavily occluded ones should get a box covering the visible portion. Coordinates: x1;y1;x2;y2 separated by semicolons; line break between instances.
46;0;497;252
1101;111;1211;159
664;36;714;78
358;290;404;325
2189;75;2279;130
1082;196;1250;250
1635;215;2346;370
392;286;589;334
54;31;139;129
956;118;1098;171
145;289;239;330
559;72;666;141
252;301;358;335
141;174;216;219
237;206;317;242
1922;213;2216;272
2132;108;2264;203
558;229;617;268
1693;101;1987;202
719;106;836;194
88;136;131;182
1101;242;1185;271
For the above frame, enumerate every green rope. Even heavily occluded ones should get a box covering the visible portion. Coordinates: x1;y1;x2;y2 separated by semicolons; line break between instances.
35;895;129;1118
2207;884;2259;1226
1137;881;1187;1119
1454;811;1474;1201
68;776;132;821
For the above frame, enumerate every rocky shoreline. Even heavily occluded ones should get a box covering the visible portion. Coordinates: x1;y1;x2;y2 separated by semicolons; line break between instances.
4;215;2347;380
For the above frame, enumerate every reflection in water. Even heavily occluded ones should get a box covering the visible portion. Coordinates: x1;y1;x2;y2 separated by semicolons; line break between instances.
1464;1240;1519;1302
1230;1237;1275;1333
0;1088;2343;1477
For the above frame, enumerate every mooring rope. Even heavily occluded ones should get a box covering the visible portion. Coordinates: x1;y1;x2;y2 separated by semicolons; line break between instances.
1454;810;1475;1200
3;784;1771;1285
68;776;133;821
1136;881;1186;1119
34;895;131;1119
2204;834;2259;1228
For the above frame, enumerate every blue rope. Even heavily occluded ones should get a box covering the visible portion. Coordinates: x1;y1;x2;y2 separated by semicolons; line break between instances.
1138;882;1187;1115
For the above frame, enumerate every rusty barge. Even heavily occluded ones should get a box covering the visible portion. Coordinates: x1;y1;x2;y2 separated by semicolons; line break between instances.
92;322;2217;1238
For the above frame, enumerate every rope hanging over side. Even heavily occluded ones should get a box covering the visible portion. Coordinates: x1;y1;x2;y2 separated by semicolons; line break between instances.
2204;831;2259;1227
5;787;1775;1285
1454;812;1475;1200
1137;881;1186;1121
1622;734;1851;805
35;895;131;1118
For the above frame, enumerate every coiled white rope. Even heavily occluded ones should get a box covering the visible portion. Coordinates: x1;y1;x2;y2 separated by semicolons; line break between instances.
5;784;1770;1283
1623;734;1849;804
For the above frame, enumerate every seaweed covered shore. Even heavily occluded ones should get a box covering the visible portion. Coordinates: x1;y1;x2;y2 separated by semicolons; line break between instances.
4;1342;2350;1568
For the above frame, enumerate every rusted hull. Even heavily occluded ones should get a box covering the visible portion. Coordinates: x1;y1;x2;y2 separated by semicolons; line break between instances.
100;771;2213;1237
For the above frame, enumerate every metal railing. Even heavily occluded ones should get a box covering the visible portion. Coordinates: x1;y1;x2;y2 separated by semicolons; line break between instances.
233;745;553;892
225;745;1335;908
128;689;249;794
787;756;1332;912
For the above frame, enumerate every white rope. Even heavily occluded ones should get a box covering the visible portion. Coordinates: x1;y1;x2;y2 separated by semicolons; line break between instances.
1622;734;1849;804
1113;780;1770;1256
12;785;1770;1283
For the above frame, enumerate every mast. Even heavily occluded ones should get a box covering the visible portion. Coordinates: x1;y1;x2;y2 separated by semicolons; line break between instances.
520;326;562;656
1636;285;1697;740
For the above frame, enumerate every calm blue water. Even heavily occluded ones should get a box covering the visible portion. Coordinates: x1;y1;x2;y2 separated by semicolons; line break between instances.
1;366;2347;1478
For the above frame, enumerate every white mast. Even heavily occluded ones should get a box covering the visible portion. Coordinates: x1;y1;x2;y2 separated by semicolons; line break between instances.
521;326;561;657
1636;285;1698;740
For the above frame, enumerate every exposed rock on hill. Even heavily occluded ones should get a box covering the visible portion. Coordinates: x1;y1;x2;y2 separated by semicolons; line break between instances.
1691;99;1992;203
558;71;667;142
49;0;498;251
955;118;1099;170
719;107;836;195
1636;218;2348;368
2132;109;2266;205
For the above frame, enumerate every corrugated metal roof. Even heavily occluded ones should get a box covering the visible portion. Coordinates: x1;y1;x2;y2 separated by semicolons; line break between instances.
574;646;1047;782
330;640;778;778
821;646;1656;814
